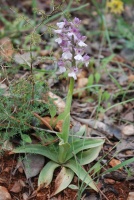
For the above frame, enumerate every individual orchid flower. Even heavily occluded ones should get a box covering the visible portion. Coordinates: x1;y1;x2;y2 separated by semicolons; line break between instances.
83;54;90;67
74;54;84;61
68;67;78;80
57;22;65;29
78;40;87;47
55;37;62;44
62;50;72;60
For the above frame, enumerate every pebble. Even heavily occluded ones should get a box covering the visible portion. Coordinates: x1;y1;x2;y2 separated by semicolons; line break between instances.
127;192;134;200
0;186;11;200
109;158;122;168
122;125;134;136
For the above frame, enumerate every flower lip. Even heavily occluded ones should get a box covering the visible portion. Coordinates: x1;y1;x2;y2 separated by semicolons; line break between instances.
68;71;77;80
55;37;62;44
78;40;87;47
54;29;62;34
74;54;84;61
57;22;65;29
62;51;72;60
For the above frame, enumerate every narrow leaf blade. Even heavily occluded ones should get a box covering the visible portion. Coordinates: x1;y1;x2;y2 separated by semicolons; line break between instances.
65;139;104;162
12;144;58;163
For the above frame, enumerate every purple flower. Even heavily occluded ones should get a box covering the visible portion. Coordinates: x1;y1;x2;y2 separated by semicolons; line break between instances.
83;54;90;67
57;22;65;29
62;50;72;60
55;37;62;44
74;54;83;61
78;40;87;47
59;66;66;73
68;67;78;80
54;29;62;34
54;18;90;80
73;17;81;25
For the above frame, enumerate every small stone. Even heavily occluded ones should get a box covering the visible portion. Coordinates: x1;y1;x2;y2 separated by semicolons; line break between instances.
22;193;29;200
122;125;134;136
127;192;134;200
0;186;11;200
109;158;122;169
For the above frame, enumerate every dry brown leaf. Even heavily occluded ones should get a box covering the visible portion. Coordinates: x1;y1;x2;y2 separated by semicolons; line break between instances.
73;78;88;98
39;50;51;56
77;69;88;79
33;112;53;131
104;178;115;184
128;75;134;83
122;112;133;122
112;55;125;63
77;78;88;88
0;37;14;61
43;116;63;132
10;180;25;193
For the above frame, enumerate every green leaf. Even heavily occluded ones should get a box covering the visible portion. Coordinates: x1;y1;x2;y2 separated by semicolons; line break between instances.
21;134;32;143
58;142;71;163
101;54;115;68
88;74;94;86
65;139;104;162
57;113;70;142
12;144;59;163
69;125;86;142
103;157;134;175
49;104;57;118
77;145;102;165
102;91;110;101
68;184;79;190
38;161;60;189
64;160;98;191
94;72;101;83
62;113;70;141
51;167;74;197
75;125;86;137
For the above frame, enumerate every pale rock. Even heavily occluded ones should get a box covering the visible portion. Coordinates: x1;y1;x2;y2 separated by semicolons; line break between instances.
45;92;65;114
0;186;11;200
127;192;134;200
14;52;37;65
122;125;134;136
109;158;121;168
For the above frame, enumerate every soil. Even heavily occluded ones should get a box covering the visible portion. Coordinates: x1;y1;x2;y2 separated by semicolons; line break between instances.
0;153;132;200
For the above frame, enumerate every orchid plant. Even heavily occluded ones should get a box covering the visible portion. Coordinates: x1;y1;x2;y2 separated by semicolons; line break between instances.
12;18;104;197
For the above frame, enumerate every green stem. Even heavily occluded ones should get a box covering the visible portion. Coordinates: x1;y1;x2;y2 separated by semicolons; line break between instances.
63;77;75;143
65;77;75;113
58;77;75;163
